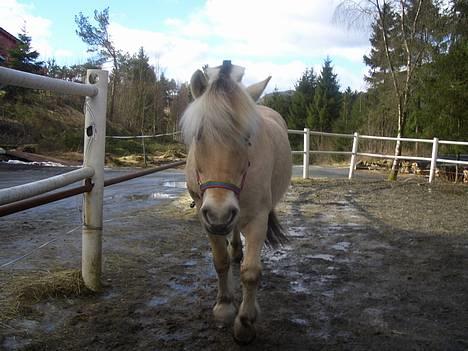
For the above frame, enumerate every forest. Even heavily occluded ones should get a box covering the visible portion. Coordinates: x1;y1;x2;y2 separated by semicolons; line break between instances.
0;1;466;172
264;0;467;178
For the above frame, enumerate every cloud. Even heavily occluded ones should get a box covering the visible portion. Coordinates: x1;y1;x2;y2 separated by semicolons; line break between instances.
0;0;370;91
0;0;53;58
165;0;368;59
54;49;74;58
109;1;369;91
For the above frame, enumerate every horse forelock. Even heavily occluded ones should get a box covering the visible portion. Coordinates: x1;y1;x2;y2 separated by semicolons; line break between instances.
181;71;259;149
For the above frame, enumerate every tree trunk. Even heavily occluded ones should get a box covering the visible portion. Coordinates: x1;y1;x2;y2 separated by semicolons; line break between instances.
389;95;408;180
109;76;116;122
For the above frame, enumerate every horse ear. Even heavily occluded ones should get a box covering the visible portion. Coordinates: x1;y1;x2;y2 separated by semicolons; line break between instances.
246;76;271;102
190;69;207;98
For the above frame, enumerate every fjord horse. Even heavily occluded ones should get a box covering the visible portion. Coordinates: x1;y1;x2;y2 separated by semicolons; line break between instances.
180;61;292;344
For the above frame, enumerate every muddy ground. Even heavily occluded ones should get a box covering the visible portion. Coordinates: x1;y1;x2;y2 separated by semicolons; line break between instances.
1;177;468;350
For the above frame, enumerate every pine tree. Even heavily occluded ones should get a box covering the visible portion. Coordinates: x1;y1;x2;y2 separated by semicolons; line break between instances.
288;67;316;131
262;88;292;120
309;57;341;133
7;28;43;74
335;87;357;133
416;0;468;147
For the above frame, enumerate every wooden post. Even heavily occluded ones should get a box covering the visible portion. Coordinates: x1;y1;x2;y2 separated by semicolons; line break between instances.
349;132;359;179
303;128;310;179
82;69;108;291
429;137;439;184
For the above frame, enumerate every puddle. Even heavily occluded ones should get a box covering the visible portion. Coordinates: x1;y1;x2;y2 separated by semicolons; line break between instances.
306;254;335;262
290;280;310;294
321;290;334;298
163;181;187;188
288;226;308;238
167;280;196;296
148;296;169;307
101;291;120;300
331;241;351;251
125;193;176;201
320;275;337;284
2;336;32;351
291;318;309;326
183;259;197;267
271;269;302;278
267;250;288;262
12;319;39;331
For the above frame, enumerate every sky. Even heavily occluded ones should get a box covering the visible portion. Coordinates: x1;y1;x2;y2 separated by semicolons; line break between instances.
0;0;372;93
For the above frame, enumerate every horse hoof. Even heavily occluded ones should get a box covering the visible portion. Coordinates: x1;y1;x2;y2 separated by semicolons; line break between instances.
213;302;237;325
233;315;256;345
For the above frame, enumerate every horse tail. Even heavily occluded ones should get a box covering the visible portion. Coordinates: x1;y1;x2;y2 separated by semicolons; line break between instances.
265;210;289;249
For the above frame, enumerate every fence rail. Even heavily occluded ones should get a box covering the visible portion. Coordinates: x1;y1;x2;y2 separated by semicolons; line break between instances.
0;66;98;97
288;128;468;182
0;166;94;206
0;66;108;291
0;66;188;291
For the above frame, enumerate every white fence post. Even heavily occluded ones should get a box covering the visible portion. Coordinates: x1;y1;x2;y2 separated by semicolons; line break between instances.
348;132;359;179
82;69;108;291
303;128;310;179
429;137;439;184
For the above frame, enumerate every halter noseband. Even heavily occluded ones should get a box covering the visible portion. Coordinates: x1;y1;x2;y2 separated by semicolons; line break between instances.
197;162;249;199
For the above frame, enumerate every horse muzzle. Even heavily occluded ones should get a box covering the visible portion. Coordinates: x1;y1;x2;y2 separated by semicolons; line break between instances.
201;205;239;236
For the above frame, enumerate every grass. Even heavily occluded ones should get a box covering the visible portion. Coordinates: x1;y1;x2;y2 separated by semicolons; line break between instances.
0;270;93;321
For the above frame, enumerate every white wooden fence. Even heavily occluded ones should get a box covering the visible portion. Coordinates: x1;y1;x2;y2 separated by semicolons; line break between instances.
0;66;108;291
288;128;468;182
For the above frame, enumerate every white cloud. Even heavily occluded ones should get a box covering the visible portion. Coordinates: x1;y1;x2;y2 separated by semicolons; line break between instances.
109;0;370;91
0;0;53;58
334;64;369;91
0;0;370;91
54;49;74;58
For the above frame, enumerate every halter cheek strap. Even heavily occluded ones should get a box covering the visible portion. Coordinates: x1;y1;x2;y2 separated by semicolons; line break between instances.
197;163;249;199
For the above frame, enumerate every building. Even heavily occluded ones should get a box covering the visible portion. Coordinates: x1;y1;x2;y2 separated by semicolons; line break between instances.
0;27;21;65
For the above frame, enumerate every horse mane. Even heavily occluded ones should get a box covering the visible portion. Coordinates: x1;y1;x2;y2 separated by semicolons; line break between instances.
180;63;260;148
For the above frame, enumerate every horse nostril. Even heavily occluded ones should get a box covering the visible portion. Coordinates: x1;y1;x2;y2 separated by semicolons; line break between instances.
202;208;212;224
227;208;239;224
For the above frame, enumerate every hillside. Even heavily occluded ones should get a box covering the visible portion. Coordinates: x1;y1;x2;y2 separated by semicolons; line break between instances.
0;94;185;167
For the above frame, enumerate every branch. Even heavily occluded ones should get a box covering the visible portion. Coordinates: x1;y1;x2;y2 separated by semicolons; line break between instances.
377;0;401;99
411;0;423;40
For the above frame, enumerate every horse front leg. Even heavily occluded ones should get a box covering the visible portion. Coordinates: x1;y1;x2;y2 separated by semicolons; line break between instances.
234;213;268;344
208;234;237;325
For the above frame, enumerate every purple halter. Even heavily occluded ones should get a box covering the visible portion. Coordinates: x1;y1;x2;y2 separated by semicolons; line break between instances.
197;163;249;199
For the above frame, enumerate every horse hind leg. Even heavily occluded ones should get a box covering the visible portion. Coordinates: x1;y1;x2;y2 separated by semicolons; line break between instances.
208;235;237;326
228;227;243;263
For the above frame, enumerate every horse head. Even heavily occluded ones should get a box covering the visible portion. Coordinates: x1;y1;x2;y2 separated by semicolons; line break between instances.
181;61;271;236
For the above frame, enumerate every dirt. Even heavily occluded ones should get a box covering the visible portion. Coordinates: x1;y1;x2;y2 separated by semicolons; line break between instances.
1;178;468;350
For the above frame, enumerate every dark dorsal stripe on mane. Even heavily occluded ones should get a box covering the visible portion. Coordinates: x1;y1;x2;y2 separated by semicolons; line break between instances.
213;60;234;95
219;60;232;77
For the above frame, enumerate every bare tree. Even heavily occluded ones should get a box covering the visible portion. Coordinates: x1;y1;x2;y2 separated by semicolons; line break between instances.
335;0;425;180
75;7;120;122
